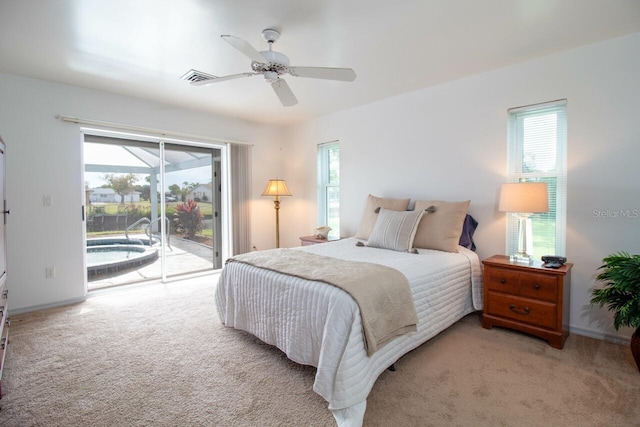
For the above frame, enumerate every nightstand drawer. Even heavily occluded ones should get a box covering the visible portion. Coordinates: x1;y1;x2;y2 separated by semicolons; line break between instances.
486;267;557;302
519;273;558;301
485;268;521;294
486;292;557;330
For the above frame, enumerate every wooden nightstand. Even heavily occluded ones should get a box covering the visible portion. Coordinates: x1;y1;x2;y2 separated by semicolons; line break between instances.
299;235;339;246
482;255;572;349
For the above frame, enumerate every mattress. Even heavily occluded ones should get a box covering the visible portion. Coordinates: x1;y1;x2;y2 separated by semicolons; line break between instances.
215;237;483;426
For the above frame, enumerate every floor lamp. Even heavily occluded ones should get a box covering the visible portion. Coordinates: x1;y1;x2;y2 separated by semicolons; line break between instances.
262;179;292;248
499;182;549;264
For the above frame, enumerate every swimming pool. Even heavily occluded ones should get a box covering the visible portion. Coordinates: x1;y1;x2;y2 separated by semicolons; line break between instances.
87;237;158;278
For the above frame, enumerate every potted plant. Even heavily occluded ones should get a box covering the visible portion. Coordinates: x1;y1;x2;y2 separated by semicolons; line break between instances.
590;251;640;372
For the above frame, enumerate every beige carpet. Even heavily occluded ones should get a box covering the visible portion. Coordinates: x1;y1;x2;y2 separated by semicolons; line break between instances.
1;275;638;427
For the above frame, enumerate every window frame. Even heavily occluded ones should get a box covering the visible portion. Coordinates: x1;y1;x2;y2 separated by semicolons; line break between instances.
506;100;567;257
317;141;339;238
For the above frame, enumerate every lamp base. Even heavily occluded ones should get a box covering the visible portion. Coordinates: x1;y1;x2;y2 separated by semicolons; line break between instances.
509;253;533;265
511;214;533;265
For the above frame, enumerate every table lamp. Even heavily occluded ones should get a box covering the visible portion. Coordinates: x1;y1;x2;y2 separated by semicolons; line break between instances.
499;182;549;264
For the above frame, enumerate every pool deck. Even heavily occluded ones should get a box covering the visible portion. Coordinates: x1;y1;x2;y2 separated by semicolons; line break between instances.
88;235;217;291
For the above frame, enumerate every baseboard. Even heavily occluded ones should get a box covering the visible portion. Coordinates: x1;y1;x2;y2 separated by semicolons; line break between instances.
8;296;87;316
570;324;631;346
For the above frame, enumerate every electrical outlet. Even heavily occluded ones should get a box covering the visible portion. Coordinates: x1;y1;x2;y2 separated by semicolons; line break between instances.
45;266;56;279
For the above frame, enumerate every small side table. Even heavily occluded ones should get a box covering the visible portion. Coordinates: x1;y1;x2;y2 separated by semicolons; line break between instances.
482;255;572;349
299;235;339;246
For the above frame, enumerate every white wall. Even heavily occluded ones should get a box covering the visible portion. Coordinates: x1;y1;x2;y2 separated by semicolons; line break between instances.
0;72;283;312
282;33;640;343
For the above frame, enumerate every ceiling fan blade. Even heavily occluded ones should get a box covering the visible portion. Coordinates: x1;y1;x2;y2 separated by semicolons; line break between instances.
271;79;298;107
192;72;256;86
221;35;266;63
288;66;356;82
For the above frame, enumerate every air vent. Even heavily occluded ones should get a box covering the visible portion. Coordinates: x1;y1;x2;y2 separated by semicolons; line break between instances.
180;69;217;83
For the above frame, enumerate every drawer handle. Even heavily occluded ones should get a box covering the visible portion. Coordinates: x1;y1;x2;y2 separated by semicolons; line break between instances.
509;304;530;315
533;284;541;290
1;290;6;299
1;337;5;350
500;278;507;284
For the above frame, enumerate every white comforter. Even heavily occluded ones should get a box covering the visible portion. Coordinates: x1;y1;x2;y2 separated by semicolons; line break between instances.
215;238;483;426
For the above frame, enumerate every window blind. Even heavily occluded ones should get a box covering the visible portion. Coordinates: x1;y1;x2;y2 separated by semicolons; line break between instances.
507;100;567;257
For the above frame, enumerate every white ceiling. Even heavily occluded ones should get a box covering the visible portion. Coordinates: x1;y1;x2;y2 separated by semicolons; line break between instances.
1;0;639;126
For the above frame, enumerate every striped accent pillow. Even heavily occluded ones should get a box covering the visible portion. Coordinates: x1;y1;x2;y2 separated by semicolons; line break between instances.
366;208;424;252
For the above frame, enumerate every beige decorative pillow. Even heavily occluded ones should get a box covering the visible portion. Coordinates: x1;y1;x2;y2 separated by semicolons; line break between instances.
355;194;410;239
366;208;424;252
413;200;471;252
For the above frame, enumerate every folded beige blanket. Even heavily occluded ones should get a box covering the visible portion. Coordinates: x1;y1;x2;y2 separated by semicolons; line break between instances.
227;249;418;356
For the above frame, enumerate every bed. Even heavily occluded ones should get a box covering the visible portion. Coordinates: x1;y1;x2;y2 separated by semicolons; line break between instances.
215;197;483;426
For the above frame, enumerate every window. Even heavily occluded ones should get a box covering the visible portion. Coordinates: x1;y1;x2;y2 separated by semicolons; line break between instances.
318;141;339;238
507;100;567;257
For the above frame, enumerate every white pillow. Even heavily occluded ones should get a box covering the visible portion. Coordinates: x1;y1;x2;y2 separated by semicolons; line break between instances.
366;208;424;252
355;194;411;239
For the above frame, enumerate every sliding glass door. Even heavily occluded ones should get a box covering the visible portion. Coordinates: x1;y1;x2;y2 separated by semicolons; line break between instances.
83;134;225;290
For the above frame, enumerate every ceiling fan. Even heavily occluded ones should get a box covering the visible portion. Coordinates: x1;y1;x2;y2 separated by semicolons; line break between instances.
182;28;357;107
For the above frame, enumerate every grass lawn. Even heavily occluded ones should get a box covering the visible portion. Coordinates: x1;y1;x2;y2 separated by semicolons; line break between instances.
531;216;556;257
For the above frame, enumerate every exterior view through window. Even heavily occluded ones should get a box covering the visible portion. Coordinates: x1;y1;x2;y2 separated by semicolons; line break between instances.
84;134;223;290
317;142;339;238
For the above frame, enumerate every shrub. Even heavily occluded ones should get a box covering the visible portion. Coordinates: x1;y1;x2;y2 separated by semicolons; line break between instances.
173;199;203;239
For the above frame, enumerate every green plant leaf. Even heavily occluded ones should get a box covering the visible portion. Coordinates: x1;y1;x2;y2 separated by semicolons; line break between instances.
590;251;640;330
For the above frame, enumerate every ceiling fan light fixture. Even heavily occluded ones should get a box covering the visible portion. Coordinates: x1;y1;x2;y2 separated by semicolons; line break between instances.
264;71;278;82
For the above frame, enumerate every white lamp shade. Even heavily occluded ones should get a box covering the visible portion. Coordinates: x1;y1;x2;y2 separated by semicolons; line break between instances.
262;179;292;197
499;182;549;213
